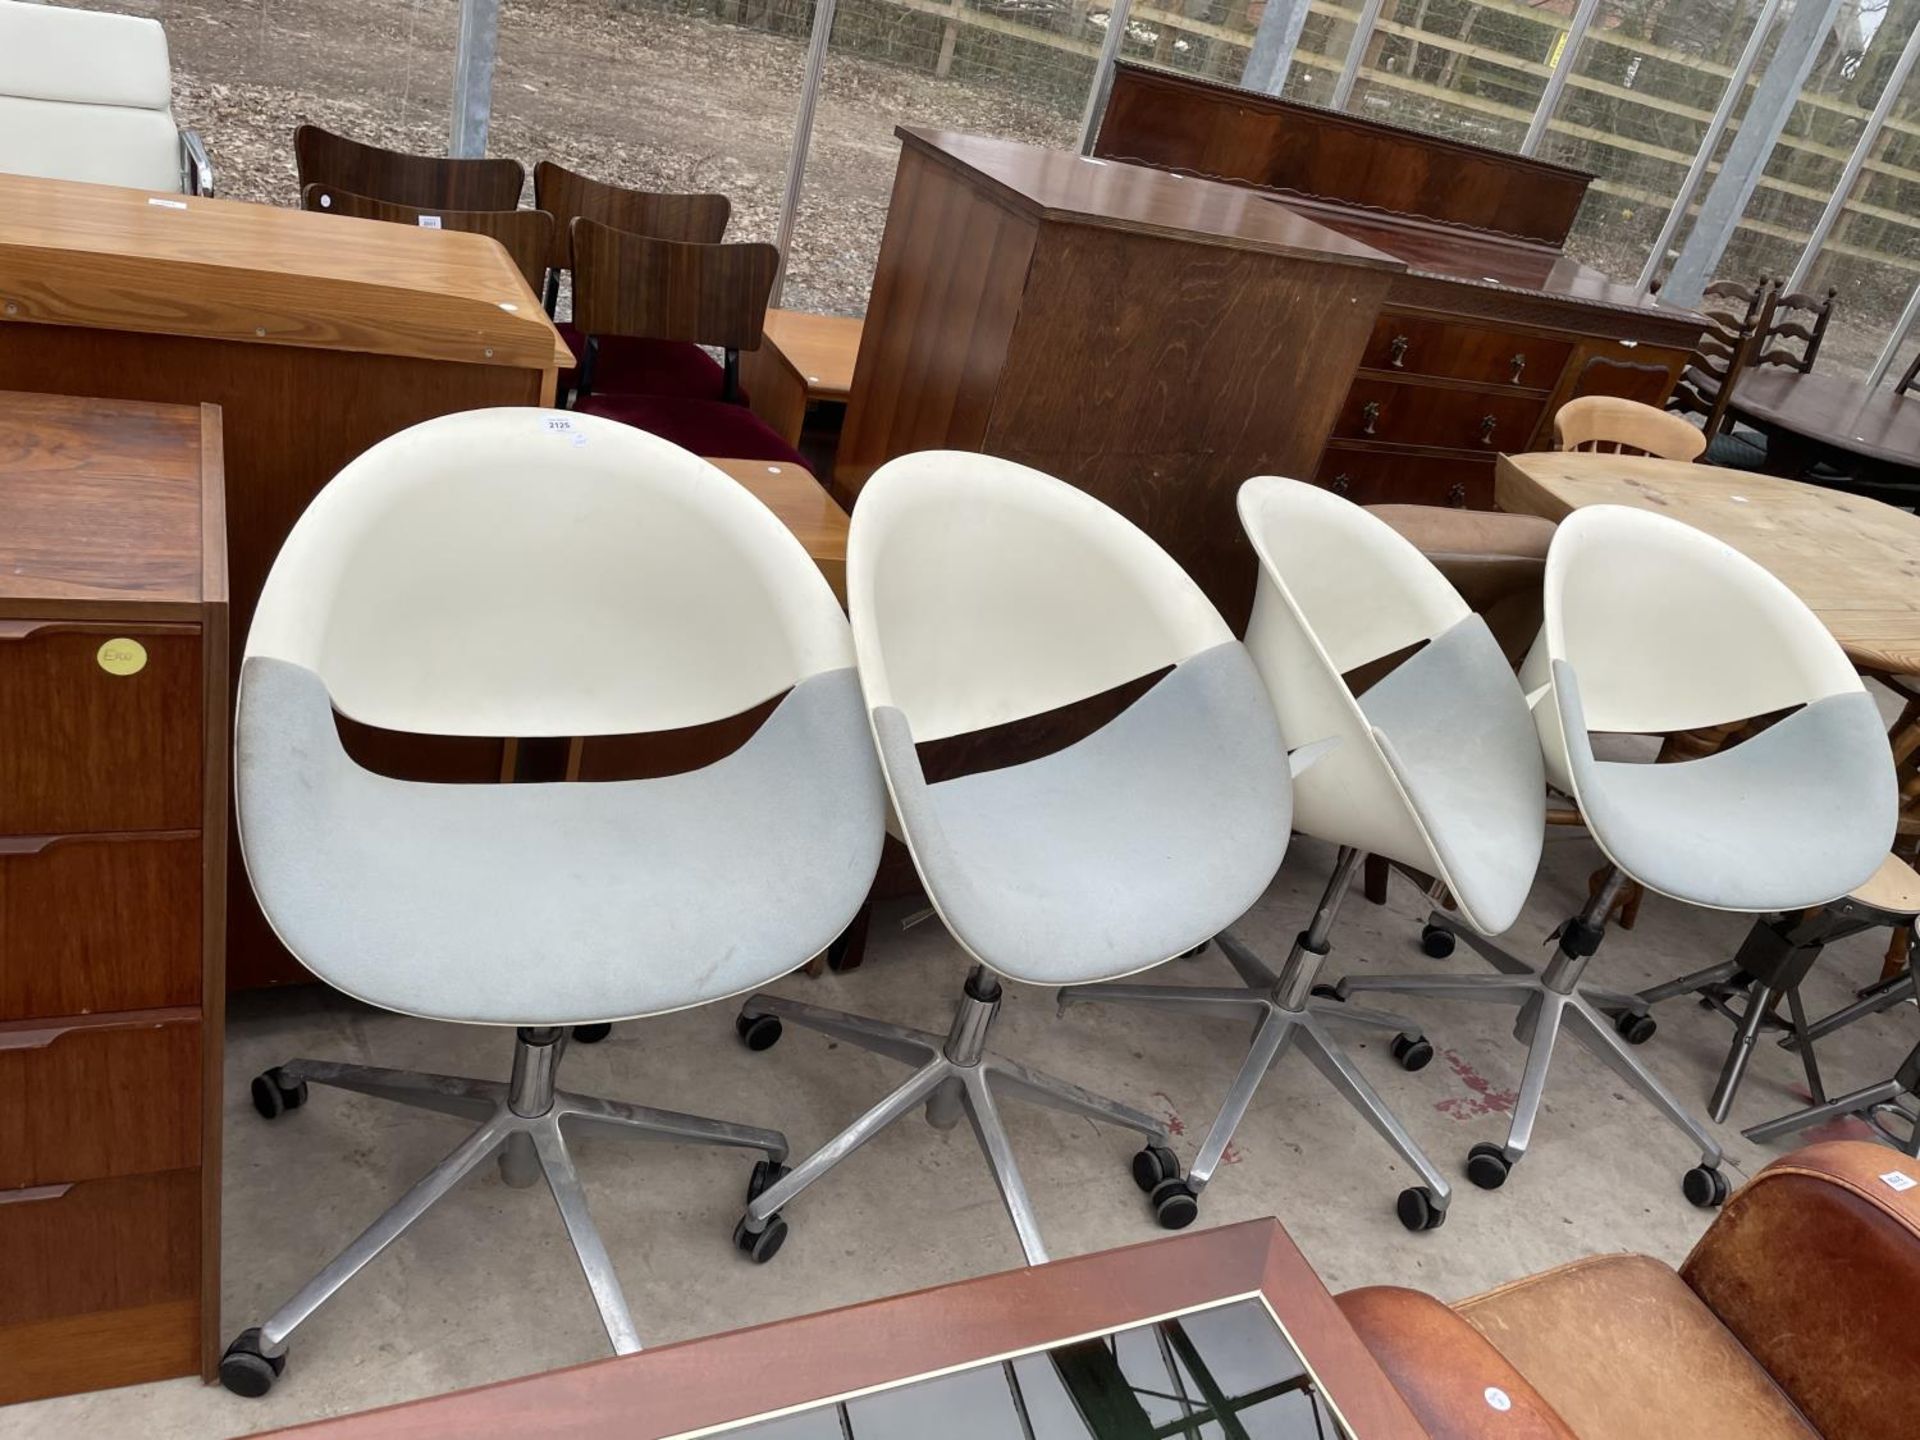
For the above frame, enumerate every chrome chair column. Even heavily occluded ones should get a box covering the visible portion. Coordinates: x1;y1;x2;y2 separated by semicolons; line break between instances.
1059;846;1453;1230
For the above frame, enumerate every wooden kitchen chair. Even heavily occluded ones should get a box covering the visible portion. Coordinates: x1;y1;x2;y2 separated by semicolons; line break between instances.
1554;396;1706;462
293;123;524;211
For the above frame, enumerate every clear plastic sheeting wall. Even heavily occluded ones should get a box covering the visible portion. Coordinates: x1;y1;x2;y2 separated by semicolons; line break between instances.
1342;0;1555;151
772;0;1101;315
60;0;461;208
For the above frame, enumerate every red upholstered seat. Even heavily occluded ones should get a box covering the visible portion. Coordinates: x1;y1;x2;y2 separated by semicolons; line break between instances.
555;321;730;401
574;391;810;471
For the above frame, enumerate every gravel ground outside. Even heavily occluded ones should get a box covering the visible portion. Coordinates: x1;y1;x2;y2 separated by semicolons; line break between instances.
70;0;1085;315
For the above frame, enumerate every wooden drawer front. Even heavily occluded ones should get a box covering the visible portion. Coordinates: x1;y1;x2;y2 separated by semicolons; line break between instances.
1334;379;1545;454
1361;312;1572;389
0;1013;200;1189
1315;445;1495;508
0;624;202;836
0;834;200;1019
0;1169;199;1403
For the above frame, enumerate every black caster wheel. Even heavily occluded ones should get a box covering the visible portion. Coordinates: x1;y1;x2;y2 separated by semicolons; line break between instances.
1614;1010;1657;1045
570;1022;613;1044
219;1328;286;1398
1310;983;1343;1001
734;1212;788;1263
736;1012;782;1052
250;1067;308;1121
1179;939;1211;959
1391;1033;1434;1072
1421;923;1456;959
1396;1186;1447;1231
1131;1144;1181;1193
1150;1177;1200;1230
1683;1164;1730;1208
1466;1141;1512;1191
747;1158;792;1204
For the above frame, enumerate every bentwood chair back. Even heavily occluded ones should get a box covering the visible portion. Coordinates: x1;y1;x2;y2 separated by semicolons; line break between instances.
302;183;554;292
294;123;524;211
0;0;211;194
534;159;729;306
1554;396;1707;462
218;410;883;1393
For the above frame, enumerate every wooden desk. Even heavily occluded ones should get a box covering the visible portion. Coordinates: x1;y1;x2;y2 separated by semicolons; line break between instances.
706;456;849;604
0;174;569;989
1093;64;1705;512
0;390;228;1402
1497;450;1920;674
1731;368;1920;485
263;1219;1427;1439
840;127;1404;628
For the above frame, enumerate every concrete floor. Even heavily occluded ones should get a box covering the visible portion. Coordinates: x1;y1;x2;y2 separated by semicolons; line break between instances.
9;831;1916;1439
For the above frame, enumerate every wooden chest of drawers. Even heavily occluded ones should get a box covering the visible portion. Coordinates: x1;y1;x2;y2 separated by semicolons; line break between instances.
0;390;228;1404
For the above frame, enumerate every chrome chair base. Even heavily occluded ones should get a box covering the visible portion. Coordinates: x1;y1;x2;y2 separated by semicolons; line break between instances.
734;967;1169;1266
1336;870;1726;1200
221;1027;787;1394
1055;848;1452;1231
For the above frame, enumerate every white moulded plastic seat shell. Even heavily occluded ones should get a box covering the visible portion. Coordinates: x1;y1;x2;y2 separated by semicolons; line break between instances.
1237;476;1545;937
1523;503;1896;913
237;408;885;1026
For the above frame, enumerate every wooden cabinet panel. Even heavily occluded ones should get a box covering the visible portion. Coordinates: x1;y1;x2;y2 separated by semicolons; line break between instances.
0;1013;200;1189
0;1169;199;1403
1315;445;1495;508
0;625;202;835
1334;379;1546;455
1359;312;1571;391
0;834;201;1019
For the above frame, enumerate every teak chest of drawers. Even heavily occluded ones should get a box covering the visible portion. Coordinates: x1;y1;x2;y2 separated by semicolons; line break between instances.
0;389;229;1403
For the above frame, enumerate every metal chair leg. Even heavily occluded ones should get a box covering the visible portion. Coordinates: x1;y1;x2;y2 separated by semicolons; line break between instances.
1502;993;1566;1164
277;1058;503;1121
1709;981;1780;1123
962;1070;1049;1265
533;1123;642;1354
1296;1015;1451;1208
983;1054;1167;1139
1188;1009;1297;1190
1566;998;1721;1166
1745;1077;1907;1146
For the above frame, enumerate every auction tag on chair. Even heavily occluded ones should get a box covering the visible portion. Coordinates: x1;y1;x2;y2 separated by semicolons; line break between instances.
1881;1170;1916;1192
417;214;443;229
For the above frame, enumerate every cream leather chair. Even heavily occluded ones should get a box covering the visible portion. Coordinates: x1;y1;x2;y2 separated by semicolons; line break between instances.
733;451;1293;1264
219;410;883;1394
1342;505;1896;1205
0;0;211;194
1064;477;1546;1232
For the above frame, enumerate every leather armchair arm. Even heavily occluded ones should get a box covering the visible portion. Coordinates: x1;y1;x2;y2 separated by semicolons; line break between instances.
1335;1286;1576;1440
1682;1140;1920;1440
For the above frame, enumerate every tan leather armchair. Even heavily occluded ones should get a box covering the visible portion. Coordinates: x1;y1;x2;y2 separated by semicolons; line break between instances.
1336;1141;1919;1439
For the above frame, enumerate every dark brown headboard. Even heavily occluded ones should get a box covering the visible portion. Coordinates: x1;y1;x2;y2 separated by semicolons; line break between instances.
1092;63;1592;248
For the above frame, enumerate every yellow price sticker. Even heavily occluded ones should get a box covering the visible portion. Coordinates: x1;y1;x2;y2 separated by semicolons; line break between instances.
96;638;148;676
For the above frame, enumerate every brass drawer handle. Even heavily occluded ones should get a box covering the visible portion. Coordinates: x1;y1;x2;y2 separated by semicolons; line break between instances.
1510;353;1527;383
1330;473;1352;496
1479;414;1497;445
0;1183;73;1207
1448;481;1468;508
1361;401;1380;436
1388;335;1409;368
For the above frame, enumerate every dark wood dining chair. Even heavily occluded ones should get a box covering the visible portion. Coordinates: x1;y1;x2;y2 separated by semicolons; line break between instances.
1668;276;1771;455
567;219;804;468
1895;349;1918;396
301;184;553;294
1753;285;1838;373
293;124;524;211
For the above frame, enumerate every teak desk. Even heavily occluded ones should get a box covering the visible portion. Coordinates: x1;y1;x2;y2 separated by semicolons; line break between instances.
0;174;570;989
0;390;228;1403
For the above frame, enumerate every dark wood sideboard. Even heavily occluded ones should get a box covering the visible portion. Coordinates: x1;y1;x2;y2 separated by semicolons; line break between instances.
1093;62;1706;513
0;390;229;1403
837;127;1405;628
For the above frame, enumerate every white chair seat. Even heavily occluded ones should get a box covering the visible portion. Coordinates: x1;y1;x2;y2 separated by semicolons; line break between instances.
872;643;1291;987
238;658;884;1026
1359;615;1545;934
1552;662;1896;913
